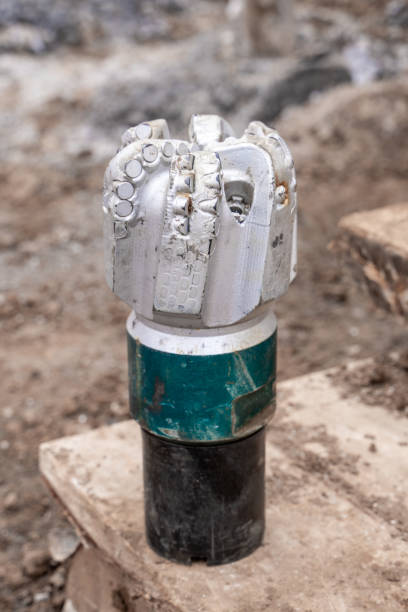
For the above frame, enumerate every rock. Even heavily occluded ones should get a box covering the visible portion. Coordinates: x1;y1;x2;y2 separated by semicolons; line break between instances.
386;1;408;27
109;401;128;417
33;590;50;603
343;39;382;84
3;491;18;511
337;203;408;320
48;525;80;563
0;0;190;53
0;0;81;52
63;600;77;612
49;566;66;589
0;24;55;54
258;65;351;123
155;0;187;14
23;545;51;578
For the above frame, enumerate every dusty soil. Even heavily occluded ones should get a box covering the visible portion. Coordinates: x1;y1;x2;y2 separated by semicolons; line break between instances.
334;351;408;415
0;1;408;609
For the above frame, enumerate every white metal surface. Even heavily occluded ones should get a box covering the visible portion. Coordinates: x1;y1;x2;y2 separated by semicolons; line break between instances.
127;309;277;356
103;114;297;328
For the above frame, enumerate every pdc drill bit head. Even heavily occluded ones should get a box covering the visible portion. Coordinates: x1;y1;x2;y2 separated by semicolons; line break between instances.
103;114;297;328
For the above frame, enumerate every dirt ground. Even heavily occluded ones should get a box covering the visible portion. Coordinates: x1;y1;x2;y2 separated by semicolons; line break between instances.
0;1;408;610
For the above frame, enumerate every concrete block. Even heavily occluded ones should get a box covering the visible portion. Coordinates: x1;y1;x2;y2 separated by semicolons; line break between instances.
337;202;408;319
41;367;408;611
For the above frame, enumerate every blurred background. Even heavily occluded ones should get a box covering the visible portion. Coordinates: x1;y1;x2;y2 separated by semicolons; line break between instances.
0;0;408;609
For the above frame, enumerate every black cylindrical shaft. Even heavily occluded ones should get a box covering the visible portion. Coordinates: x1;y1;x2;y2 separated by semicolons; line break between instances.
142;427;265;565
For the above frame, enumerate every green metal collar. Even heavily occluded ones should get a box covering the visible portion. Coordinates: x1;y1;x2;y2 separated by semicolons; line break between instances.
128;328;276;443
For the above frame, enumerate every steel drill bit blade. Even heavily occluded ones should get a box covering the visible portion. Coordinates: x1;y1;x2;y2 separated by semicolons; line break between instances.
103;115;297;327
